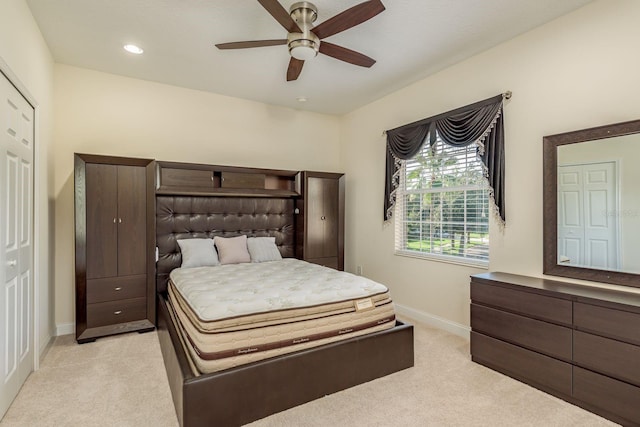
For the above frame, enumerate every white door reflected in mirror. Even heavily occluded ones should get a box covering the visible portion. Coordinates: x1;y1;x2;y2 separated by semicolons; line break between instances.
557;135;640;274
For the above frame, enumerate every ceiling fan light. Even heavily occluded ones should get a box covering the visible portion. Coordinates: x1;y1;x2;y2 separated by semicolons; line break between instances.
291;45;317;61
288;34;319;61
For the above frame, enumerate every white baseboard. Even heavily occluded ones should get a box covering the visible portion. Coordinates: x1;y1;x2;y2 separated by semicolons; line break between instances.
39;333;54;354
395;303;470;341
38;334;55;363
55;323;75;336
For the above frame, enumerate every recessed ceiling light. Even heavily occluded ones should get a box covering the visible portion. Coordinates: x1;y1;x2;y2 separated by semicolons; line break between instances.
296;96;308;103
124;44;144;54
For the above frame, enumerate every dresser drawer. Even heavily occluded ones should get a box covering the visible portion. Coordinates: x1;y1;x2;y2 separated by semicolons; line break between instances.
87;297;147;328
574;302;640;346
471;282;572;325
471;332;572;396
573;366;640;426
87;275;146;304
471;304;572;360
574;330;640;387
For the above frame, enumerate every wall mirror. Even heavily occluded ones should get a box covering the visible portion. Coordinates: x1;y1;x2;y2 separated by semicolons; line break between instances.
543;119;640;288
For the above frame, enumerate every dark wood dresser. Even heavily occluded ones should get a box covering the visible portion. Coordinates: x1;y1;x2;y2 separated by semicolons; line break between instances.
75;154;156;343
471;272;640;426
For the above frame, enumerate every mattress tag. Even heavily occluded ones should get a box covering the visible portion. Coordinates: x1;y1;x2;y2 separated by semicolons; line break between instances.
355;298;374;312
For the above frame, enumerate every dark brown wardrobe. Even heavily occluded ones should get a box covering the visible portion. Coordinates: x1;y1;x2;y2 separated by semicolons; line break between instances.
297;172;344;270
74;154;156;343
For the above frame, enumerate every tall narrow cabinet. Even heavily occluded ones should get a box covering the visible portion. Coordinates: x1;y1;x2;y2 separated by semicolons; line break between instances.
296;171;344;270
75;154;156;343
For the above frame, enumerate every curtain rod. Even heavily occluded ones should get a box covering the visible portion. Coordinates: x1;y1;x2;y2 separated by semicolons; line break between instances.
383;91;512;136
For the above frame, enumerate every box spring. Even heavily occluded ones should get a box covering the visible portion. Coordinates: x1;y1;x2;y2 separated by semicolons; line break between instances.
157;294;414;426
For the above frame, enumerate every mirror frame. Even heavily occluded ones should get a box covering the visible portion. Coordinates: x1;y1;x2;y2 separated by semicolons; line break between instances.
543;118;640;288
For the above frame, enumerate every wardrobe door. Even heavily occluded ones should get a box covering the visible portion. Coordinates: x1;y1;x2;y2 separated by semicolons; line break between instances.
117;165;147;276
302;173;344;270
85;164;118;279
306;177;326;260
321;178;339;258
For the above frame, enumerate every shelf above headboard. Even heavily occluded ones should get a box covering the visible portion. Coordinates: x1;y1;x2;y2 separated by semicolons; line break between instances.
155;161;301;197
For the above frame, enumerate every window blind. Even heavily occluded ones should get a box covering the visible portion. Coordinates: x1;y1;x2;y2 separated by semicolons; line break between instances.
395;136;489;264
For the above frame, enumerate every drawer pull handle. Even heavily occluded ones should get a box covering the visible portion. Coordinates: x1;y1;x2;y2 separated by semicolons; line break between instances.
114;310;122;315
114;287;122;291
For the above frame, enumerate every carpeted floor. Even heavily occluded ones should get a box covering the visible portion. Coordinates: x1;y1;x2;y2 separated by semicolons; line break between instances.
0;318;617;426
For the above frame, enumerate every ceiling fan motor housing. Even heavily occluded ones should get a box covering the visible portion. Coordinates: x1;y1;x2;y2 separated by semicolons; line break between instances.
288;2;320;60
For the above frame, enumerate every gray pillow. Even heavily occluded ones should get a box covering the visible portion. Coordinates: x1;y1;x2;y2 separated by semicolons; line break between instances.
247;237;283;263
177;238;219;268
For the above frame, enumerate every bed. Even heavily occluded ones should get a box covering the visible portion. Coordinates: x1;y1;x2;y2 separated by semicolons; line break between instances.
156;195;414;426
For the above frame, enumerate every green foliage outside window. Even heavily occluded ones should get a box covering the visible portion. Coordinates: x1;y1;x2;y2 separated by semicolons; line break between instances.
397;138;489;263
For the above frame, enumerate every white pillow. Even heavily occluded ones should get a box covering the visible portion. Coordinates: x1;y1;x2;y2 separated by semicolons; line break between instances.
177;238;219;268
247;237;283;263
214;235;251;265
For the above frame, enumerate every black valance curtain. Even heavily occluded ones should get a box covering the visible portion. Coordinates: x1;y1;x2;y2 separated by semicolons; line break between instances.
384;93;507;223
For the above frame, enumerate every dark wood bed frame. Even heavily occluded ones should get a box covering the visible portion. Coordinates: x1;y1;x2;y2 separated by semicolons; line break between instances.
158;297;414;426
154;163;415;426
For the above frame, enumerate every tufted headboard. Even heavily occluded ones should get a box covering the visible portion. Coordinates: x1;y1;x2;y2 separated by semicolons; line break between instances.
155;196;296;292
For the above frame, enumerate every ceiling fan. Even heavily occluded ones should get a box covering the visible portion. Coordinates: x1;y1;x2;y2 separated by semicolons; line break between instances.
215;0;385;81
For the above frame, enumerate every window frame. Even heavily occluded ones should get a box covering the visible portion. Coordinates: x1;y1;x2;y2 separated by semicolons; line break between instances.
394;137;490;268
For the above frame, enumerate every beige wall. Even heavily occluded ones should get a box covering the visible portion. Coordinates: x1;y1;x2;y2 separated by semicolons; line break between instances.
19;0;640;334
340;0;640;330
53;64;342;327
0;0;55;354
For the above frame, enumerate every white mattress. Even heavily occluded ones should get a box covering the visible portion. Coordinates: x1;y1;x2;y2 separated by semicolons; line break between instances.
167;259;397;374
169;258;390;329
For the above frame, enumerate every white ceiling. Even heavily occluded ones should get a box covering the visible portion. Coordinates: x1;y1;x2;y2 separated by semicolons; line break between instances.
27;0;593;115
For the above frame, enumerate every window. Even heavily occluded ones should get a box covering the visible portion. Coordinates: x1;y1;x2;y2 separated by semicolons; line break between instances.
395;135;489;265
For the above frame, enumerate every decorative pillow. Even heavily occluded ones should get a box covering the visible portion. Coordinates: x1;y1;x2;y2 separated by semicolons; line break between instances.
213;235;251;265
177;238;219;268
247;237;283;263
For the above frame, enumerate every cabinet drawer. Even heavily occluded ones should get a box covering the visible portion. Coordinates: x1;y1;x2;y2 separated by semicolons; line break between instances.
87;297;147;328
87;275;146;303
159;167;214;189
573;366;640;426
471;282;572;325
471;304;572;360
471;332;572;396
574;330;640;387
574;302;640;346
221;171;265;189
306;257;338;270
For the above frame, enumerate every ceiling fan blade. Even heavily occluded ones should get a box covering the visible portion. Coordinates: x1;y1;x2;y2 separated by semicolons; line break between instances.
311;0;385;40
216;39;287;50
257;0;301;33
319;42;376;67
287;58;304;81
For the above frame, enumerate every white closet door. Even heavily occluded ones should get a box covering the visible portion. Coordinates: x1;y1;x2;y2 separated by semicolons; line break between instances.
557;162;618;269
558;165;585;266
0;72;34;419
583;162;618;269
